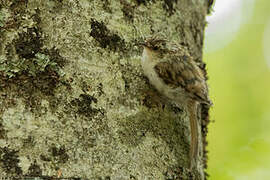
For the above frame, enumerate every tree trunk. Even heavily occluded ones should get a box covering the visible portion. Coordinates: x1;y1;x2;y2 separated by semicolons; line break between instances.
0;0;212;179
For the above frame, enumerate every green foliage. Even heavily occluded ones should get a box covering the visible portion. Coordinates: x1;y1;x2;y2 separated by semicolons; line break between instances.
206;0;270;179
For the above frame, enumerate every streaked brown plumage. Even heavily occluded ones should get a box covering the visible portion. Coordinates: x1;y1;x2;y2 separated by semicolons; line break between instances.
141;37;211;169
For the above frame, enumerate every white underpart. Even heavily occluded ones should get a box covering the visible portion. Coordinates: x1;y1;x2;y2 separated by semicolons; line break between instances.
141;48;187;103
142;48;165;93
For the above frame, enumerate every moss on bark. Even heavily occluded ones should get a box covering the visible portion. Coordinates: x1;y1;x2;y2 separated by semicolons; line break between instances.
0;0;211;179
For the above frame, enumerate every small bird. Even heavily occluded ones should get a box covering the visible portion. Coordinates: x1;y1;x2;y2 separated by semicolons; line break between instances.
140;37;211;169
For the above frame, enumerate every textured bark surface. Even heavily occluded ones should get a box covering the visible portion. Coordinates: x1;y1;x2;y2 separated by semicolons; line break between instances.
0;0;212;179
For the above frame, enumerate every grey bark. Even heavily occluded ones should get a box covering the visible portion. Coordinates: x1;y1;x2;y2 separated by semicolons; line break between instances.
0;0;212;179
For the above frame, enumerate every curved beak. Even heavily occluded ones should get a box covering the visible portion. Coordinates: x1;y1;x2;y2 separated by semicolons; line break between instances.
136;42;147;47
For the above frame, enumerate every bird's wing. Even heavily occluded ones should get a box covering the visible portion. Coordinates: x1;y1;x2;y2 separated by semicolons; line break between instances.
154;56;210;104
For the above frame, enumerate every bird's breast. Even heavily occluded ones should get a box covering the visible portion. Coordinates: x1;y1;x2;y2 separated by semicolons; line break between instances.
141;60;188;102
142;62;166;94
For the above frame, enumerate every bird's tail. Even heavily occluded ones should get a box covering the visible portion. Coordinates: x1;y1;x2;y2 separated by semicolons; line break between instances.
187;100;199;170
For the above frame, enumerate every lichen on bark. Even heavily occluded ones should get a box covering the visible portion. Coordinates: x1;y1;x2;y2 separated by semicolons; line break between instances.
0;0;211;179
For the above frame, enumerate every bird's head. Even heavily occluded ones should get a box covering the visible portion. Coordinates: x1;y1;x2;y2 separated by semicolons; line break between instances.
140;37;169;63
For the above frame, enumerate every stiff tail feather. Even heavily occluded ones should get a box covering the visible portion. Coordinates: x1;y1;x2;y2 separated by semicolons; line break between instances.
187;100;199;170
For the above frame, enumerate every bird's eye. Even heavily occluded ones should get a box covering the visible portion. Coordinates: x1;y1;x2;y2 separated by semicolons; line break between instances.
153;46;159;50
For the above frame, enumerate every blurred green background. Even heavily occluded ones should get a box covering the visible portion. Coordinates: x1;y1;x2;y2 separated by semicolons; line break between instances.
204;0;270;179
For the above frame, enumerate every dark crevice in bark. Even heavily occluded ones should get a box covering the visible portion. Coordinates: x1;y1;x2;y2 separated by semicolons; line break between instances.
90;19;126;52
